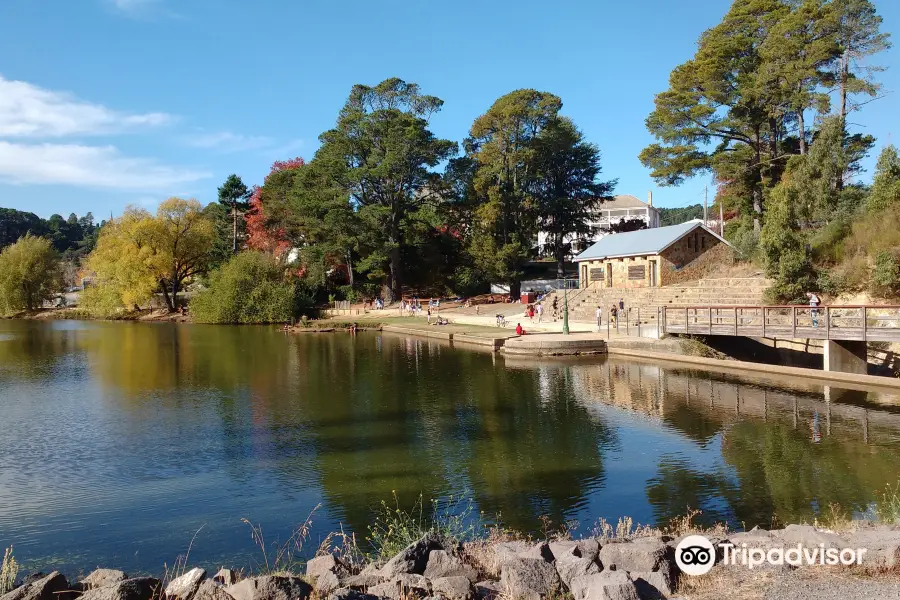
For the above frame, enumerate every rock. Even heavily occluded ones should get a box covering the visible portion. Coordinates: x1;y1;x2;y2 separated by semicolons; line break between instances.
313;572;341;595
569;571;639;600
21;575;46;587
193;581;236;600
326;590;380;600
549;539;600;563
554;553;601;590
225;576;312;600
430;577;473;600
379;533;444;578
307;555;351;581
499;558;562;600
599;540;674;574
847;528;900;567
423;551;478;582
0;572;73;600
473;581;501;600
82;570;129;591
339;574;385;590
79;578;162;600
213;571;237;587
165;568;206;600
776;525;848;549
630;572;672;599
518;542;554;563
368;574;430;600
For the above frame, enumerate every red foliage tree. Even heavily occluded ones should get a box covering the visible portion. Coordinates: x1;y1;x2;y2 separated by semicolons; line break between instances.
245;157;306;257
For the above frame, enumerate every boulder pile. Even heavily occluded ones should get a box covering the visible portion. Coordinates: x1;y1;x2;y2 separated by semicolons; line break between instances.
5;523;900;600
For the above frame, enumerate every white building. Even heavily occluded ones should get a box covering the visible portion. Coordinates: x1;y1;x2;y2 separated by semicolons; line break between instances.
538;193;661;256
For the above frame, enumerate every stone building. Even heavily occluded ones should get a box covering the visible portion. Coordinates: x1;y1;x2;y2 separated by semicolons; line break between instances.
573;221;730;289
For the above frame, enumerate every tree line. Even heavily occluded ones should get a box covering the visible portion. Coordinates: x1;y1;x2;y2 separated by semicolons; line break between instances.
1;0;896;319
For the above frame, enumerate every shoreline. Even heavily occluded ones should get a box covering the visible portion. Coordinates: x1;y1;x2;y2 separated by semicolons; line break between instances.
5;520;900;600
6;310;900;390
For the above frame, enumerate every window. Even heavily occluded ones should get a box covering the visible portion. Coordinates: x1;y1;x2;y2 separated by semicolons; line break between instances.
701;236;706;249
628;265;646;280
687;237;692;250
589;268;605;280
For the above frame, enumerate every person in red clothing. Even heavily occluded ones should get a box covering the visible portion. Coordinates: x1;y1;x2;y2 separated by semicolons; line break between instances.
515;323;526;335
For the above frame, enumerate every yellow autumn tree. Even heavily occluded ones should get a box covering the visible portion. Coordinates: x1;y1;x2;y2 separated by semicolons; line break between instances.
86;198;215;313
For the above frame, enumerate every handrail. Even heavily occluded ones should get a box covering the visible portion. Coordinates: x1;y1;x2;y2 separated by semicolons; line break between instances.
671;304;900;310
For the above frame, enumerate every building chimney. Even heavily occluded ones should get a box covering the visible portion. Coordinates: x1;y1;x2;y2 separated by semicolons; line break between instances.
648;191;653;206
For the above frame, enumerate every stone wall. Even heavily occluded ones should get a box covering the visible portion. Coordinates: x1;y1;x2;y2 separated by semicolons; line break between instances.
578;255;658;289
659;229;729;286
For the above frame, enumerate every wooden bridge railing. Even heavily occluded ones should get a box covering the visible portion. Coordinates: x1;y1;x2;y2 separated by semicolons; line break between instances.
661;305;900;342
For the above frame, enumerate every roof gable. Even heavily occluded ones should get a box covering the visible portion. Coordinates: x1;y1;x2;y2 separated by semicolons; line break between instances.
574;222;728;262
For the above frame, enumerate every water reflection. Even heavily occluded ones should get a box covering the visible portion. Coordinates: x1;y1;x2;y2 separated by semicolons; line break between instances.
1;320;899;574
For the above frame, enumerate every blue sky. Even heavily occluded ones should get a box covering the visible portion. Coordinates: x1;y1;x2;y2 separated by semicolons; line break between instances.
0;0;897;220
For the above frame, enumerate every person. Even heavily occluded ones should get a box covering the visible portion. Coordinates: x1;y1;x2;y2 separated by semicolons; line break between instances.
618;298;625;312
536;303;543;323
515;323;526;336
552;296;559;317
427;307;432;323
595;306;602;332
610;304;618;328
475;305;480;315
528;305;535;321
806;291;821;327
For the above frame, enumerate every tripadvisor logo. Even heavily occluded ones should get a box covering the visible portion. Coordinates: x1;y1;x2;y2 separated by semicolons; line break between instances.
675;535;869;575
675;535;716;576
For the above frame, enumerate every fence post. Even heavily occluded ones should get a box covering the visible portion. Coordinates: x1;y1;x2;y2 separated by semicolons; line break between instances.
792;306;796;338
762;307;766;338
685;307;689;334
657;307;661;339
826;306;831;339
626;308;630;336
638;307;641;338
864;307;868;341
734;307;738;336
708;307;713;335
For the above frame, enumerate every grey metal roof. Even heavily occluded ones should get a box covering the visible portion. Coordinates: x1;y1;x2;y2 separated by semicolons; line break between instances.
574;222;726;261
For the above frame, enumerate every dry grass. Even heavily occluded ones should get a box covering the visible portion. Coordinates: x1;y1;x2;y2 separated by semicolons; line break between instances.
1;547;18;595
241;504;321;575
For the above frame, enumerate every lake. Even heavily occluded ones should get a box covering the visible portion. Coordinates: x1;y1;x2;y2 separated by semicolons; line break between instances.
1;319;899;575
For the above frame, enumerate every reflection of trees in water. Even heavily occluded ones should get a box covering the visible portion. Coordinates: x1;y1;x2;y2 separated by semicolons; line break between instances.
302;335;616;538
571;359;900;529
0;321;85;379
61;322;900;536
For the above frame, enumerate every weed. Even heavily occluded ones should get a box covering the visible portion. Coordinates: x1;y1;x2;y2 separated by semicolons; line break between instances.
875;480;900;524
815;503;853;531
366;492;482;561
1;546;18;595
242;504;321;575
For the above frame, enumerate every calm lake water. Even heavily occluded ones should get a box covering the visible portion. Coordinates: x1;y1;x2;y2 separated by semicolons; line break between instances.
2;319;900;575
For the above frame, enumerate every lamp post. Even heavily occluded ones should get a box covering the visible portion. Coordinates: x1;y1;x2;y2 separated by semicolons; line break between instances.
563;278;570;335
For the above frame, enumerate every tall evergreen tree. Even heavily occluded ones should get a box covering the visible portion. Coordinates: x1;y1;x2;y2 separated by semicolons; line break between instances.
314;78;456;302
533;117;616;278
217;174;251;253
465;89;561;297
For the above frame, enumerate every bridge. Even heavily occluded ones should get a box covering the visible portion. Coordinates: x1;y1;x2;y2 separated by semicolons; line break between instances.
658;305;900;375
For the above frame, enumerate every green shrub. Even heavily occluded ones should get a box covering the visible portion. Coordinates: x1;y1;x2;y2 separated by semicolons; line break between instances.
191;251;296;324
725;219;760;263
872;251;900;298
80;284;129;318
366;492;481;561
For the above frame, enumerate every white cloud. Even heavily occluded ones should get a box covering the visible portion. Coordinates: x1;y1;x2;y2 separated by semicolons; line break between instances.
182;131;275;153
0;142;210;191
0;75;172;138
